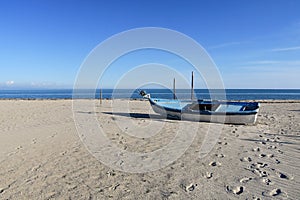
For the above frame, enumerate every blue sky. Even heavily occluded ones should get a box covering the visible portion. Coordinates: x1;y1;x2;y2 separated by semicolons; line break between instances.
0;0;300;89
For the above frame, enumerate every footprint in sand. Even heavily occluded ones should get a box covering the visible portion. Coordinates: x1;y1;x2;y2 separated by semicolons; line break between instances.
277;149;284;154
217;141;228;145
16;145;22;150
269;137;278;143
226;186;244;195
276;171;291;180
274;159;281;164
205;172;213;179
259;171;268;177
252;197;261;200
252;147;260;152
253;162;268;168
106;170;116;176
251;168;261;176
240;157;252;162
259;153;266;158
185;183;197;192
249;162;267;170
251;168;268;177
215;153;225;158
267;145;277;149
109;183;120;191
240;177;252;183
209;161;221;167
232;127;238;133
270;188;281;196
268;188;287;197
233;186;244;195
262;178;272;185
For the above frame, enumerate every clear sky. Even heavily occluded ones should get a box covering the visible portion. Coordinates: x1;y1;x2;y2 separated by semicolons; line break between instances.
0;0;300;89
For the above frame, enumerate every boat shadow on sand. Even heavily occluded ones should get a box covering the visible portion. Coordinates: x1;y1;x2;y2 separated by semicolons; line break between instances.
240;138;298;145
102;112;175;121
76;111;180;122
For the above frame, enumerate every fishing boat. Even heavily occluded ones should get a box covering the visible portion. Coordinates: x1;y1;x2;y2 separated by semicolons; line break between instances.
139;90;260;124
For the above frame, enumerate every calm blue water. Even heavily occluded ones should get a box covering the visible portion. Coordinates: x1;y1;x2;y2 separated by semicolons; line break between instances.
0;89;300;100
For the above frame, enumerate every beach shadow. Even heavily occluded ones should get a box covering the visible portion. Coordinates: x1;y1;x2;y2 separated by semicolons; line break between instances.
263;133;300;139
76;111;99;114
289;110;300;112
102;112;164;120
240;138;297;145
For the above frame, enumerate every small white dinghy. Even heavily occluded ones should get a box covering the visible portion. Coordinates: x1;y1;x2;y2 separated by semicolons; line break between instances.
139;90;260;125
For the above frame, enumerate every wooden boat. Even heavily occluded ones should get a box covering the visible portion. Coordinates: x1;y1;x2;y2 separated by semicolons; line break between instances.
139;90;260;124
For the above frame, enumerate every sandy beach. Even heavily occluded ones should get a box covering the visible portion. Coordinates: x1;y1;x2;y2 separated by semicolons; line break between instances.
0;99;299;199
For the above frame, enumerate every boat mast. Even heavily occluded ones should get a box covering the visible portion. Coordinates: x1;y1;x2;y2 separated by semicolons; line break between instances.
173;78;176;99
191;71;194;100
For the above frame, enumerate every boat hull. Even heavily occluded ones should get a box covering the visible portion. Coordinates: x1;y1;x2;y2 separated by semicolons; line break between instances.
149;99;259;125
181;112;258;124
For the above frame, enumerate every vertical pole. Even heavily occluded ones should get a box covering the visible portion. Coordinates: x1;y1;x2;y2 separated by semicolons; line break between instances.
100;88;102;105
173;78;176;99
191;71;194;100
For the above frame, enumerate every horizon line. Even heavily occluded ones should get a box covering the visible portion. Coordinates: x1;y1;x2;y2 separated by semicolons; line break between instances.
1;88;299;90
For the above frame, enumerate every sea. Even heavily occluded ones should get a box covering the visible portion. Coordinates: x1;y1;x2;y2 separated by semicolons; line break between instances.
0;89;300;100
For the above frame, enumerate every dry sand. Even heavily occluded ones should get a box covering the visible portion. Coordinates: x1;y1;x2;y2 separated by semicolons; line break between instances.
0;99;299;199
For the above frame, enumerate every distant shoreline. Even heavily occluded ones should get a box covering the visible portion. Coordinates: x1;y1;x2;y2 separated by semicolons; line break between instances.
1;98;300;103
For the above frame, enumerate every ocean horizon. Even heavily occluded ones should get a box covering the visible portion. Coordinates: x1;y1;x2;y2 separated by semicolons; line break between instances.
0;89;300;100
